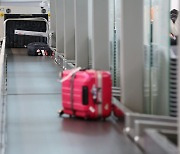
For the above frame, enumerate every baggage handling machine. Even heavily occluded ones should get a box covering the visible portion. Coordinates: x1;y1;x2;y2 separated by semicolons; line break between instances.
0;0;179;154
0;3;143;154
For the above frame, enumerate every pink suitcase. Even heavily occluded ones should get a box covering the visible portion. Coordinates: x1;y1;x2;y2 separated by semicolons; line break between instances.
59;69;112;119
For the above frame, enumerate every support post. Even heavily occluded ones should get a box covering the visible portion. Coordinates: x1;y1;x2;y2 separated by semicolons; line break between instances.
56;0;64;53
50;0;56;47
64;0;75;60
91;0;111;70
74;0;89;68
120;0;144;112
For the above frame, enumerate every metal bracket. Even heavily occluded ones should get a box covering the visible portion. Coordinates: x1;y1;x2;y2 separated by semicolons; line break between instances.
125;113;177;133
134;120;177;141
15;30;48;37
144;129;178;154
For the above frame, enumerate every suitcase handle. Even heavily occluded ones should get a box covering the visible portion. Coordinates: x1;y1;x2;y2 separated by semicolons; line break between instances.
82;86;89;105
79;68;89;71
60;67;81;83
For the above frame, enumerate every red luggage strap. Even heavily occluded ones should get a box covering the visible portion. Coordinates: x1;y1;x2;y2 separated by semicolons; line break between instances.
60;67;81;83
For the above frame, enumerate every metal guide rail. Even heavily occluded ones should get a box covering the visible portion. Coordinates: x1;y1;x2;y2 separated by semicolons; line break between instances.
124;112;178;153
0;38;7;154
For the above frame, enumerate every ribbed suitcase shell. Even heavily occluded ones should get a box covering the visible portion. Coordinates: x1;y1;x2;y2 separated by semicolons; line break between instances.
61;70;112;119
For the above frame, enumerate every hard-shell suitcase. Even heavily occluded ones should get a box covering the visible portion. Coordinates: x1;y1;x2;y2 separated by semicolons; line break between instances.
27;42;54;56
59;69;112;119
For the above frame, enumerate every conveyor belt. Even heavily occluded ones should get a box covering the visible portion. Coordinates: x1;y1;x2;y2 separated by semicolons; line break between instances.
6;48;143;154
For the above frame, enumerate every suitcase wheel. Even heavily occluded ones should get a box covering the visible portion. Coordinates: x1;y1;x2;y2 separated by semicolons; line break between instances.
58;110;64;117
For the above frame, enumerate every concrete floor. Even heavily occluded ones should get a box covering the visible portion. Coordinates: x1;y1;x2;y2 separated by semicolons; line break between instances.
6;48;143;154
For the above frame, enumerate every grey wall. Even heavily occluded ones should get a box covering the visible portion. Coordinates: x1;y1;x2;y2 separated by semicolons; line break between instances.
0;0;42;6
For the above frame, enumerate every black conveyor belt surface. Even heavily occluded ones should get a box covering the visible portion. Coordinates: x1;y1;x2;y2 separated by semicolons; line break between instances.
6;48;143;154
